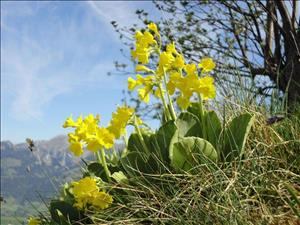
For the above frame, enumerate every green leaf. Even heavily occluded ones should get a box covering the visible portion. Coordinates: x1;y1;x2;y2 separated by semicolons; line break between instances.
127;131;152;155
50;200;88;224
187;103;202;121
153;120;178;164
187;103;222;144
87;162;106;180
176;112;201;137
111;171;128;184
222;113;255;161
120;151;149;176
87;162;120;182
205;111;222;151
170;137;218;171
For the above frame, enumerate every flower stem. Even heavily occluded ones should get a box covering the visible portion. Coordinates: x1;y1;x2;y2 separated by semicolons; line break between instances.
158;84;171;121
134;116;150;155
97;149;111;182
198;94;207;140
163;71;177;120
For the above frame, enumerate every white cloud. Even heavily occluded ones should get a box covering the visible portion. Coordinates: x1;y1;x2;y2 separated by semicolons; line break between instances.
1;2;125;121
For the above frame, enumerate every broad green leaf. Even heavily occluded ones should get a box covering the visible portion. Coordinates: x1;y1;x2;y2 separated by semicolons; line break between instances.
222;113;255;161
111;171;128;184
170;137;218;171
176;112;201;137
153;120;177;164
205;111;222;151
187;103;203;120
87;162;106;180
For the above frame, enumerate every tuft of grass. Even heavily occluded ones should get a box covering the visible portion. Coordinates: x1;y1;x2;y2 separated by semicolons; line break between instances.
86;106;300;225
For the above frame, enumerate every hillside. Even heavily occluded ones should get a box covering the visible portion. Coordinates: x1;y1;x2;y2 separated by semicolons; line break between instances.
0;136;84;224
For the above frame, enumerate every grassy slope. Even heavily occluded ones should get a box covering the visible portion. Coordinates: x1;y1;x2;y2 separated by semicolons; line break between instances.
89;106;300;225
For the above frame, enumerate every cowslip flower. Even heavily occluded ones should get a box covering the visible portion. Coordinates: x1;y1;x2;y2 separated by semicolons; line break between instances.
108;106;134;138
71;177;113;210
164;58;216;109
92;191;114;210
196;76;216;100
63;115;83;128
127;75;156;103
63;114;115;156
148;22;159;36
135;64;152;73
131;30;157;64
198;57;216;73
68;133;83;156
86;127;115;152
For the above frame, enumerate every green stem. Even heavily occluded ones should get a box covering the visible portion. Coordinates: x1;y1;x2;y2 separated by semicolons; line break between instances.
198;94;207;140
97;149;111;182
163;71;177;120
122;130;128;155
158;84;171;121
134;116;150;155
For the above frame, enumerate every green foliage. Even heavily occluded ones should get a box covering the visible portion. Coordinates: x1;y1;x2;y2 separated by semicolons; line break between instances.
175;112;200;137
222;113;255;161
170;137;218;171
49;200;87;224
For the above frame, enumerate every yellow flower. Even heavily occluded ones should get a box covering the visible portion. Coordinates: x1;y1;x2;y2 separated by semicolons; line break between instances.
198;57;216;73
138;87;151;103
184;64;197;76
172;54;185;69
92;191;113;210
159;51;175;69
166;71;181;95
135;64;152;73
143;31;156;46
28;217;40;225
131;29;157;64
84;114;100;136
148;22;159;36
196;76;216;100
63;115;76;128
177;95;191;110
72;177;99;198
63;115;83;128
128;77;138;91
108;106;134;138
166;42;178;55
135;31;143;41
86;127;115;151
71;177;113;210
72;177;99;209
131;47;150;64
69;139;83;156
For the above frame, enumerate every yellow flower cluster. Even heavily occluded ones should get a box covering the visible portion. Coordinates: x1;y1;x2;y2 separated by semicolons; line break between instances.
167;61;216;109
131;23;159;64
71;177;113;210
108;106;134;138
63;106;136;156
128;22;216;109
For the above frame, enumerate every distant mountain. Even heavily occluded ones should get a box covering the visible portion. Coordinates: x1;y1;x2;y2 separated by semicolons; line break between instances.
1;135;125;223
0;135;85;221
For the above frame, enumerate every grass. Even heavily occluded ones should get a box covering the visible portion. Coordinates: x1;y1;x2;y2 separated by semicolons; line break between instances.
84;105;299;225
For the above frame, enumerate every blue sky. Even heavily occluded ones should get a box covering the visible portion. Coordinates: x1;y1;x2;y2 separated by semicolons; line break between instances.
1;1;161;143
